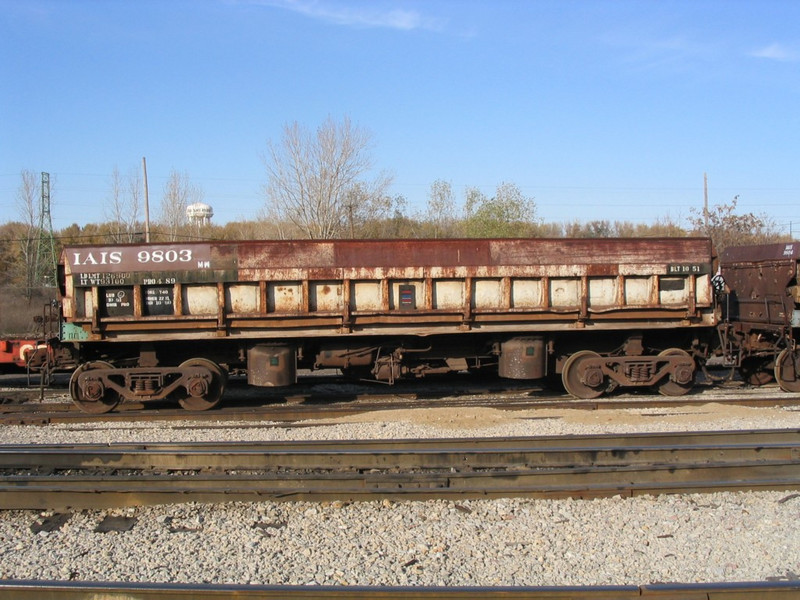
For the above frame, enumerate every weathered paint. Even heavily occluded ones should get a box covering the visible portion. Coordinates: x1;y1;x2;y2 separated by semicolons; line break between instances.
310;281;343;312
183;285;218;316
226;284;260;314
60;238;717;342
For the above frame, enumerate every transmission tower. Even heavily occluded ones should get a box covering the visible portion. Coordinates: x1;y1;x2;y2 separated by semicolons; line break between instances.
35;172;57;287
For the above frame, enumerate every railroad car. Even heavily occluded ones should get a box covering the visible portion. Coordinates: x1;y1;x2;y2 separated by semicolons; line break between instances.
0;338;43;372
716;241;800;391
56;237;718;412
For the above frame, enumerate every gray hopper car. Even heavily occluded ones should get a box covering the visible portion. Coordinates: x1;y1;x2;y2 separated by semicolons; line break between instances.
58;237;717;412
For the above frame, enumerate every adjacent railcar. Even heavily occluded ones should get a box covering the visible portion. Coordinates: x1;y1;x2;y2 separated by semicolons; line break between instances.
0;338;42;372
717;241;800;391
58;237;717;412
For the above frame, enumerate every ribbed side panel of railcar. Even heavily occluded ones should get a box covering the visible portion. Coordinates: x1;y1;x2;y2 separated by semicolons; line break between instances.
720;242;800;328
59;238;717;343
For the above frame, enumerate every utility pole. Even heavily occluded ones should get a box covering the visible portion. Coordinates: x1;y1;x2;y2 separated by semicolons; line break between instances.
703;172;709;232
34;172;57;287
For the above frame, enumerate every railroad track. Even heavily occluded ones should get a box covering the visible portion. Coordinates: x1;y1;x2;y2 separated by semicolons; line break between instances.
2;379;799;426
1;579;799;600
2;429;798;510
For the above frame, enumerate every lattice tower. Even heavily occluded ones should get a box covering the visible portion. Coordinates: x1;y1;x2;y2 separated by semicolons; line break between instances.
34;172;57;287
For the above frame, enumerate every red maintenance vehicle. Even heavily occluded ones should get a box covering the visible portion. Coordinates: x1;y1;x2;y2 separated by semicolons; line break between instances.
0;338;43;373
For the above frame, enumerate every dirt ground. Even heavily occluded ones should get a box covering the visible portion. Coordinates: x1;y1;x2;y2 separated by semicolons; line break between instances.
313;401;800;432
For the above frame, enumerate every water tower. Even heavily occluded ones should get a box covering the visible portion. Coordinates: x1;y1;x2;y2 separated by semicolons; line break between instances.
186;202;213;226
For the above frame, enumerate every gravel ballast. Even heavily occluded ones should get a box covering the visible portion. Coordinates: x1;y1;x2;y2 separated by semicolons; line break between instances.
1;400;799;586
0;493;798;586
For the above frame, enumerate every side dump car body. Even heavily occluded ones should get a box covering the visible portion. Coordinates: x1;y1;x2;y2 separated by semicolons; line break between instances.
60;237;717;343
58;237;721;409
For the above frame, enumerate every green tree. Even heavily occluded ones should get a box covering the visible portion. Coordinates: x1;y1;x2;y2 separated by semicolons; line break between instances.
0;222;26;288
463;182;537;238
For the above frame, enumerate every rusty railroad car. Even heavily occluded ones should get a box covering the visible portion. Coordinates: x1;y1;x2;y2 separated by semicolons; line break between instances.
717;241;800;391
57;237;718;412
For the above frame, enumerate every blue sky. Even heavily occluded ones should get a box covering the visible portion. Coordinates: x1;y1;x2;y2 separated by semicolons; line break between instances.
2;0;799;234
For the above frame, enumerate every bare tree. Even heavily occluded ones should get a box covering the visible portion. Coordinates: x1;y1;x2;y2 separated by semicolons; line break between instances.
106;166;142;243
341;180;400;238
564;219;615;238
159;170;201;241
126;168;143;240
425;179;456;238
263;116;392;239
16;169;39;299
688;196;785;252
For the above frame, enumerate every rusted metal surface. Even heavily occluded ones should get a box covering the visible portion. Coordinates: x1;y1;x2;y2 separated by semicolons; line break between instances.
498;337;546;379
247;344;296;386
68;358;227;413
61;238;717;341
720;242;799;329
55;238;724;404
715;242;800;390
561;348;696;399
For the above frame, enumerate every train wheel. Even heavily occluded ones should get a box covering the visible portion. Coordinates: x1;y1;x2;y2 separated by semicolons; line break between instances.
656;348;695;397
69;361;120;414
739;358;774;386
774;349;800;393
177;358;227;410
562;350;605;399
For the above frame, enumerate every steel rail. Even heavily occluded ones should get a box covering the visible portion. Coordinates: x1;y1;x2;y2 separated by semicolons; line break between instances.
1;462;797;507
1;430;799;509
1;427;797;453
3;380;800;426
1;579;799;599
1;430;799;471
